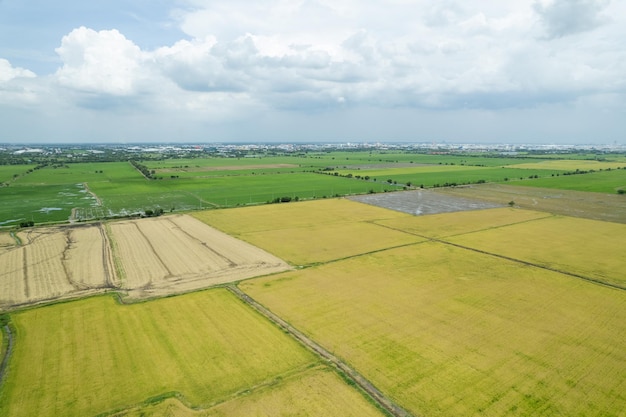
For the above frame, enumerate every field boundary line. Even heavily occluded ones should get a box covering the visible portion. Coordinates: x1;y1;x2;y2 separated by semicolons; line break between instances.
374;221;626;292
227;285;415;417
437;239;626;291
0;324;14;387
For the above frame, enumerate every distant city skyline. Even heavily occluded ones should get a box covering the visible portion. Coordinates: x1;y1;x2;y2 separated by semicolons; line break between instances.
1;1;625;144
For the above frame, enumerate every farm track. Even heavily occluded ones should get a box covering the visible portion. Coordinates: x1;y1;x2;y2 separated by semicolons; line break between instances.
0;325;14;387
98;223;116;288
227;285;414;417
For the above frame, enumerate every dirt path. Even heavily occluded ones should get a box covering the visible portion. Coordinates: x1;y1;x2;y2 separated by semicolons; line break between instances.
0;324;14;386
227;285;415;417
82;182;102;206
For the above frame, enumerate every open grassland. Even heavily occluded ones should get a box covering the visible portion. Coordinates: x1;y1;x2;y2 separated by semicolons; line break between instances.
0;215;289;310
113;367;386;417
0;290;321;417
194;199;422;265
241;241;626;417
0;165;37;183
447;214;626;288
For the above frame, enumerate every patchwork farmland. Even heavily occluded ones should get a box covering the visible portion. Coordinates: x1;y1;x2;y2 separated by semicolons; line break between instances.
1;147;625;416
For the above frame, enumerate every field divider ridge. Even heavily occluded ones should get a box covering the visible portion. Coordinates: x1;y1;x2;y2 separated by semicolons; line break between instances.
227;284;415;417
374;221;626;291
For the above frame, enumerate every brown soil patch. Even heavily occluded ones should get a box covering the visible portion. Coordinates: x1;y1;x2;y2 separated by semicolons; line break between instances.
436;183;626;223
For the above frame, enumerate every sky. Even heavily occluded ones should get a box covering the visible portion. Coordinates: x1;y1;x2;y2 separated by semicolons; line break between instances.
0;0;624;144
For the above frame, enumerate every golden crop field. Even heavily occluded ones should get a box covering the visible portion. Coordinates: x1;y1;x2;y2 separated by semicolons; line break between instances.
194;199;422;265
115;367;386;417
447;214;626;287
376;207;551;238
0;289;323;417
241;241;626;417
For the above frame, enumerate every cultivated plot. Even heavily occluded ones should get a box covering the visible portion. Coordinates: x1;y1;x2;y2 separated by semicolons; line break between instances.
114;367;386;417
194;199;422;265
241;241;626;417
0;290;322;417
108;215;290;298
448;214;626;288
349;189;503;216
0;214;290;310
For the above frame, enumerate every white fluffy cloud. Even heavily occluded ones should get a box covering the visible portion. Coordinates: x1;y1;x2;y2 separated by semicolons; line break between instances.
1;0;625;142
54;27;147;95
0;59;36;82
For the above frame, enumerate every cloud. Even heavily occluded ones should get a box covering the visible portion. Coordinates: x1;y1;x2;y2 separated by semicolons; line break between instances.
0;58;36;82
533;0;610;38
54;27;147;95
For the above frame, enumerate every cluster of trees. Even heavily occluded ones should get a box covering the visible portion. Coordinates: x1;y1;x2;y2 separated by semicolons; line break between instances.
19;220;35;228
143;208;164;217
130;160;154;179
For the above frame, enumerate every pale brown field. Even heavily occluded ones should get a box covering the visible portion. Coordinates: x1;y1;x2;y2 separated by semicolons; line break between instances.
0;215;290;310
0;232;16;254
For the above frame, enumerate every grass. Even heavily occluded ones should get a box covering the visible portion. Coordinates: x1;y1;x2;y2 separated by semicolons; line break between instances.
0;289;319;417
241;241;626;417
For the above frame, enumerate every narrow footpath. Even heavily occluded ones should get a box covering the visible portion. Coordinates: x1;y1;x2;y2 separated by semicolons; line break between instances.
227;285;415;417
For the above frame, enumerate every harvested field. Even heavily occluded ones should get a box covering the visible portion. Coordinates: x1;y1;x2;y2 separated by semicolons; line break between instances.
0;214;290;310
194;199;422;265
0;290;320;417
349;189;503;215
436;183;626;223
0;233;16;253
108;215;290;298
241;241;626;417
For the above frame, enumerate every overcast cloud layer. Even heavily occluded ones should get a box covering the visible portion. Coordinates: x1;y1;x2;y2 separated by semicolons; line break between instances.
0;0;624;144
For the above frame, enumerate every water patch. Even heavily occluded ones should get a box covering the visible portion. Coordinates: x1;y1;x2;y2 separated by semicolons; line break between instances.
37;207;63;214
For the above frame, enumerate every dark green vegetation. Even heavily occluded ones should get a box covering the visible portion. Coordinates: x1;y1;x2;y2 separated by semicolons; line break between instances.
0;144;624;227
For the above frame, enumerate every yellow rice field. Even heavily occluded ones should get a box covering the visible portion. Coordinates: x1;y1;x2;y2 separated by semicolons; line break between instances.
0;289;320;417
114;367;385;417
241;241;626;416
447;214;626;287
376;207;551;238
194;199;422;265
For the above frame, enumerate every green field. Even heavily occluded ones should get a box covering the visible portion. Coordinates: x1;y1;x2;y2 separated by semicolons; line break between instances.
1;150;625;228
509;168;626;194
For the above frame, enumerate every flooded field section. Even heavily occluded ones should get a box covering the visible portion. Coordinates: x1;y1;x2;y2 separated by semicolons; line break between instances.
348;189;503;215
